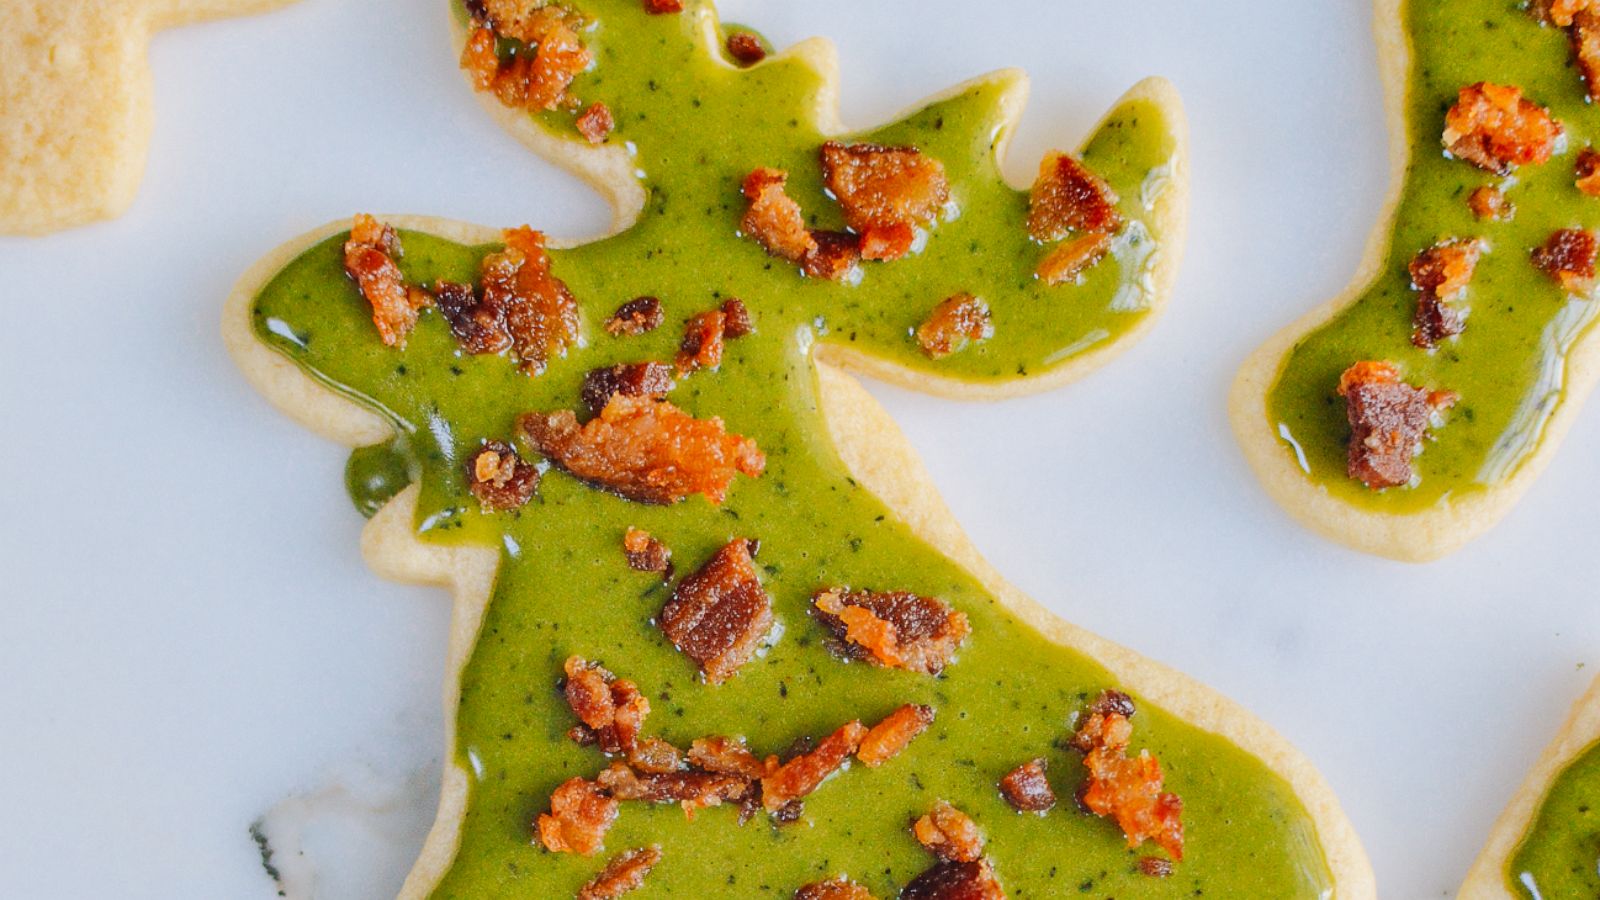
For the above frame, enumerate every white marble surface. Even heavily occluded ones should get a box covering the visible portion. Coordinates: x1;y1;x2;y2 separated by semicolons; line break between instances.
2;0;1598;896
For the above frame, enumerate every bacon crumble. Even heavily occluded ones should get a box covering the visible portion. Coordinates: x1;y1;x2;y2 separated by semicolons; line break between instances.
564;656;650;755
623;526;673;578
537;777;619;855
606;296;666;336
597;761;750;813
1533;228;1600;293
820;141;949;261
582;362;675;415
481;226;582;374
660;539;774;683
802;230;864;281
343;214;429;347
436;280;512;354
1468;185;1513;221
466;440;540;510
579;846;662;900
998;758;1056;813
1579;148;1600;197
1139;856;1175;879
689;735;778;779
916;293;992;358
460;6;591;113
1442;82;1562;175
643;0;683;12
1338;361;1456;490
857;703;935;767
1028;152;1123;242
1408;239;1482;349
518;395;765;504
912;801;985;864
761;720;868;811
728;31;767;65
812;589;970;675
577;102;615;144
795;876;875;900
1037;231;1114;286
900;860;1005;900
1071;690;1182;861
1530;1;1600;99
741;168;819;262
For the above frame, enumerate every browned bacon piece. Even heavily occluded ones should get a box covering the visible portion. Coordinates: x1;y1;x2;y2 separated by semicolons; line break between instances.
659;539;773;683
577;102;615;144
606;296;665;336
721;298;754;338
761;720;868;811
1442;82;1562;175
643;0;683;12
466;440;539;511
741;168;819;262
596;762;750;812
579;846;662;900
900;859;1005;900
1036;231;1113;286
812;589;969;675
519;395;765;505
460;12;591;112
1408;239;1481;349
912;802;985;864
343;214;428;347
1574;8;1600;100
678;309;727;372
626;737;686;774
998;758;1056;813
563;656;650;754
795;876;876;900
689;736;777;779
1533;228;1600;293
1337;361;1455;490
856;704;934;767
802;230;863;281
480;226;581;374
536;777;618;855
436;280;512;354
1071;690;1184;861
1027;152;1123;242
1468;186;1512;221
1139;857;1174;879
728;31;767;65
583;362;675;415
820;141;949;261
622;527;673;578
916;293;992;358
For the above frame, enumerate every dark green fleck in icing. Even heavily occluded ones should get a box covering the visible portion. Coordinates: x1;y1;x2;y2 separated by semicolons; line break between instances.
1267;0;1600;510
249;0;1333;896
1509;738;1600;898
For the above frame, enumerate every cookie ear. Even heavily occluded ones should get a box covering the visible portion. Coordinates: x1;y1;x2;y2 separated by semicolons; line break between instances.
0;0;296;236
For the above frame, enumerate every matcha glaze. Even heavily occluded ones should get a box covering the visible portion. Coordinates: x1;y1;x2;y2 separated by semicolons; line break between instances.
1266;0;1600;512
252;0;1332;895
1511;738;1600;899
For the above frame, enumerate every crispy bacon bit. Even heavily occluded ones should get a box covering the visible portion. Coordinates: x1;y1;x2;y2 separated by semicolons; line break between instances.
1071;690;1183;861
623;527;673;577
460;14;591;113
999;759;1056;813
537;777;619;855
761;720;868;811
795;876;875;900
436;280;512;354
916;293;992;358
577;102;615;144
344;214;428;347
627;737;686;774
812;589;970;675
597;762;750;812
1533;228;1599;293
583;362;675;415
1027;152;1123;242
820;141;949;261
741;168;818;262
678;309;727;372
728;31;767;65
913;802;985;863
480;226;580;374
518;395;765;505
660;539;773;683
1579;148;1600;197
1409;239;1482;349
466;440;539;510
476;0;573;42
1337;361;1455;490
1442;83;1561;175
1573;9;1600;101
857;704;934;767
643;0;683;12
689;736;778;779
900;860;1005;900
721;298;754;338
563;657;650;755
1037;231;1114;286
607;296;665;336
1532;0;1596;26
801;230;863;281
1139;857;1174;879
1468;185;1513;221
579;846;662;900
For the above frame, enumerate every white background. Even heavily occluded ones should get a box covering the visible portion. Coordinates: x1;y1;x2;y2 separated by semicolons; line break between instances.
3;1;1598;897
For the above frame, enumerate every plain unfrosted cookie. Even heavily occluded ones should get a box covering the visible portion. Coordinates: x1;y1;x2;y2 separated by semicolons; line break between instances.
0;0;294;236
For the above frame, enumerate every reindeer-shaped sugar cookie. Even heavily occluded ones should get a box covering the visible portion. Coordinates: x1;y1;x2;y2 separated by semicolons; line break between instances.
226;1;1372;895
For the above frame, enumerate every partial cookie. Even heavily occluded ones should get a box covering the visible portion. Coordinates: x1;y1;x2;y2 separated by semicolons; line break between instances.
225;1;1373;897
0;0;295;236
1231;0;1600;561
1459;674;1600;899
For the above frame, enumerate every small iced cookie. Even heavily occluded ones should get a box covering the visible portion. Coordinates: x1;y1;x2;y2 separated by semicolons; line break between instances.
0;0;295;235
1459;674;1600;899
1232;0;1600;561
